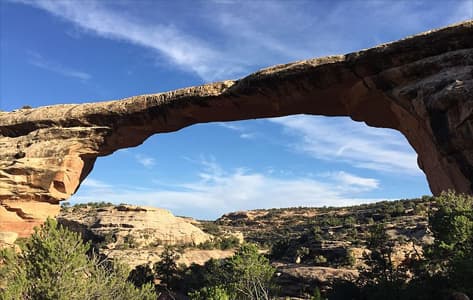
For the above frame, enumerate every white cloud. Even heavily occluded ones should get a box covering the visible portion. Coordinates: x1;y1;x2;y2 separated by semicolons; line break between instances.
217;123;243;131
16;0;243;81
81;178;112;189
269;115;421;175
239;133;255;139
71;159;382;219
328;171;379;190
15;0;470;82
135;154;156;168
27;51;91;80
217;122;257;139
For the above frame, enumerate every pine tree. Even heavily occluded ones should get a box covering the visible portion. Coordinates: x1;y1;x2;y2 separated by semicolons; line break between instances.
153;246;181;287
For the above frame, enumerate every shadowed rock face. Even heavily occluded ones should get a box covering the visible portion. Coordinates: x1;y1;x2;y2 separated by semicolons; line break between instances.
1;21;472;241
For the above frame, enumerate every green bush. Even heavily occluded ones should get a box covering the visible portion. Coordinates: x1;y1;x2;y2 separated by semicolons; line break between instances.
424;191;473;297
188;285;231;300
123;234;138;248
201;222;222;236
345;249;356;267
0;218;156;300
181;244;275;299
197;235;240;250
313;255;328;265
225;243;275;299
219;236;240;250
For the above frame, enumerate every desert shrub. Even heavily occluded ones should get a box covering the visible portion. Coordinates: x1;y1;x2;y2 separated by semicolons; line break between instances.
123;234;138;248
269;238;291;260
69;202;114;211
188;285;231;300
313;255;328;265
344;216;357;227
0;247;27;300
296;246;310;262
222;243;275;299
219;235;240;250
201;222;222;235
312;225;323;240
179;244;275;299
104;231;118;244
197;235;240;250
0;218;156;300
345;249;357;267
197;239;215;250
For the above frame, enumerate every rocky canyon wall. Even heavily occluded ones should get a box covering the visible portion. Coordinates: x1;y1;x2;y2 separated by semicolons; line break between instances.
1;21;472;242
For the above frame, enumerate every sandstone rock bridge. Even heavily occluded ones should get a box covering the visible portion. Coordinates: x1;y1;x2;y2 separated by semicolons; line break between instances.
1;21;472;242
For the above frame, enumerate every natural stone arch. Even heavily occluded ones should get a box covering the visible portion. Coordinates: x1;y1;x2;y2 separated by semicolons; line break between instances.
0;21;472;240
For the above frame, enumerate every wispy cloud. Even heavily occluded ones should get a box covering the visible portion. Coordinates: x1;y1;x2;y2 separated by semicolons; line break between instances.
217;122;256;139
71;159;382;219
16;0;242;81
27;51;91;80
15;0;471;81
81;178;112;189
269;115;421;175
217;123;243;132
325;171;379;191
135;154;156;168
239;133;255;139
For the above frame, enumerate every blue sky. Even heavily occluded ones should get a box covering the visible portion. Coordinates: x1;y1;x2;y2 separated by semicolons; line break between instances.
1;0;472;219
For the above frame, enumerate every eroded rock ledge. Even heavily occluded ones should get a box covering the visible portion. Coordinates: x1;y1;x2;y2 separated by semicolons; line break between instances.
1;21;472;240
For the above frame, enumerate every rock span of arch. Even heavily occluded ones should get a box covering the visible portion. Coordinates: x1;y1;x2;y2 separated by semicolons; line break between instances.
1;21;472;241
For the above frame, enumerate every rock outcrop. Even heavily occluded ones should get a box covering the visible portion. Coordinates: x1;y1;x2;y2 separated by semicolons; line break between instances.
1;21;472;241
57;204;228;269
272;263;359;297
58;204;211;247
101;248;235;270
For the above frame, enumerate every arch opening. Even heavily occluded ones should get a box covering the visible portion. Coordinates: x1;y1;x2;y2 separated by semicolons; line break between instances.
69;116;431;220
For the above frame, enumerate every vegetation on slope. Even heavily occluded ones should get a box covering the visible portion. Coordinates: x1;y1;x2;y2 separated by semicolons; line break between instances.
217;197;429;248
2;191;471;300
151;192;472;299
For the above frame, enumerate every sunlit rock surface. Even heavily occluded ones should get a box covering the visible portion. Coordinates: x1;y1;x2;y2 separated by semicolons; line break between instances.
57;204;211;246
1;21;472;241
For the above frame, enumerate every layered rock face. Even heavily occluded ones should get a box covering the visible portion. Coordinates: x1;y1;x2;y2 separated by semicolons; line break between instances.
1;21;472;241
57;204;213;269
57;204;211;247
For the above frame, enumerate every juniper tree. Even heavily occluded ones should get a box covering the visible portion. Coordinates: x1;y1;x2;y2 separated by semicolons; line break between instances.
0;218;156;300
